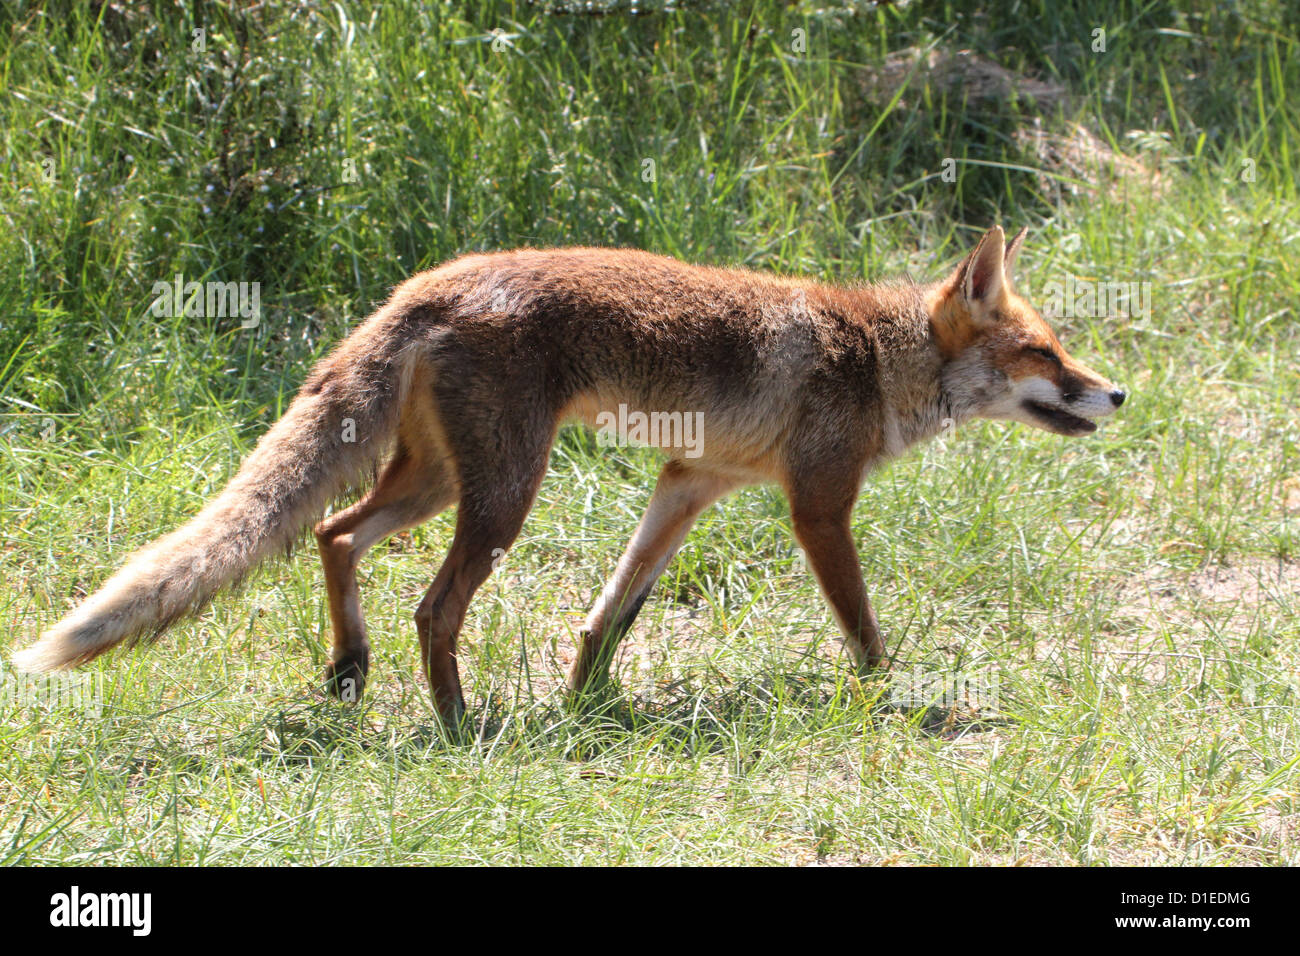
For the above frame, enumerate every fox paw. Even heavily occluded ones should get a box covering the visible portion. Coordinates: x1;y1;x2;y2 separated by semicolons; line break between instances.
324;651;369;703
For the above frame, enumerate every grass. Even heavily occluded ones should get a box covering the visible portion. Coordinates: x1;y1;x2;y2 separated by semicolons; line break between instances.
1;0;1298;864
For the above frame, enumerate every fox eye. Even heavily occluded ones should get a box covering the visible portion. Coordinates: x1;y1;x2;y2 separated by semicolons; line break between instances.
1027;346;1061;366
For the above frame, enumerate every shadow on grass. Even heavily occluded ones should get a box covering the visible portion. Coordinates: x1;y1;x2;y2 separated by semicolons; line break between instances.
223;665;1017;771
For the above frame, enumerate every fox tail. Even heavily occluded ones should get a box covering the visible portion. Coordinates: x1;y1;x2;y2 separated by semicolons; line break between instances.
11;308;417;673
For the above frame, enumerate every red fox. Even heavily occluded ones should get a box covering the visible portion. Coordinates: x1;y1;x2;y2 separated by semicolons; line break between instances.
12;226;1124;721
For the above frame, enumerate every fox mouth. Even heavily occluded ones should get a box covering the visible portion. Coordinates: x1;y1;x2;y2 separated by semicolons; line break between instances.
1022;400;1097;435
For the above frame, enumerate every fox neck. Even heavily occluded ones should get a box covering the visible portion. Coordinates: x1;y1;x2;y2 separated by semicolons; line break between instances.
870;289;967;459
890;280;1004;448
878;376;959;459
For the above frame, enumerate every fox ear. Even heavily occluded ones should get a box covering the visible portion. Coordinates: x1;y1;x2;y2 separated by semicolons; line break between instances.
958;225;1007;306
1003;226;1029;276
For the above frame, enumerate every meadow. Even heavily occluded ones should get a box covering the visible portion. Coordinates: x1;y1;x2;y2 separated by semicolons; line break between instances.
1;0;1296;864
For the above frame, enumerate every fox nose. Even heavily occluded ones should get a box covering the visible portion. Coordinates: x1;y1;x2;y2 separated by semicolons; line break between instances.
1110;389;1126;407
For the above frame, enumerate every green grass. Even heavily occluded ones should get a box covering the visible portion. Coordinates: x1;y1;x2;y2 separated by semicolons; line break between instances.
1;0;1297;864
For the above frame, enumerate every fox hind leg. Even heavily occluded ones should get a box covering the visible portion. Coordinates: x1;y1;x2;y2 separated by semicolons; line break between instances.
314;446;456;702
414;436;554;723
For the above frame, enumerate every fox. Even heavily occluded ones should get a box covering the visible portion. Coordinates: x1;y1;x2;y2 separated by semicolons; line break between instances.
11;225;1124;722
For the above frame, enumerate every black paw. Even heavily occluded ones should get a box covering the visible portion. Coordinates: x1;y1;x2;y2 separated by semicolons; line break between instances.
324;650;369;703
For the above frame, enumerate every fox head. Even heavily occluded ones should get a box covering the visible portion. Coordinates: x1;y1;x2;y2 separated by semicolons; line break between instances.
926;225;1125;436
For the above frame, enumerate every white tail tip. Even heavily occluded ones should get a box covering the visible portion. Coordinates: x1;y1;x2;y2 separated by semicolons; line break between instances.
10;640;72;674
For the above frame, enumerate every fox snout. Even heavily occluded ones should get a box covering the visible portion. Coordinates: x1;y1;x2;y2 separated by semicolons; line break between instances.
1011;362;1125;435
